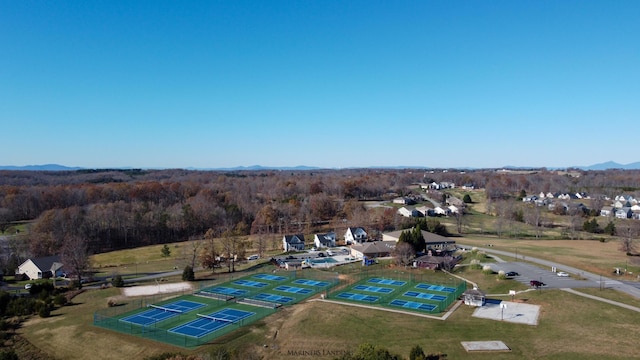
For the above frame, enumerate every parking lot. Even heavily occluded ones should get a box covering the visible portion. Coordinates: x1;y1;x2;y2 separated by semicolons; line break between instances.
488;262;601;289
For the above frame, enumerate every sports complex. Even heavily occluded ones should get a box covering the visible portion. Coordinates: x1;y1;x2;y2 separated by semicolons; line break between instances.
94;269;466;348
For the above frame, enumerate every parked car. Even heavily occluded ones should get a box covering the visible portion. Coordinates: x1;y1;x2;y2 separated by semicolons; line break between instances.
506;271;519;277
247;254;260;261
285;255;297;260
530;280;545;288
317;252;326;257
326;250;334;256
556;271;569;277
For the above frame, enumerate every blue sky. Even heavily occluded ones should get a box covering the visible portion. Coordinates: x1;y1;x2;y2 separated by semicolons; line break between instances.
1;1;639;169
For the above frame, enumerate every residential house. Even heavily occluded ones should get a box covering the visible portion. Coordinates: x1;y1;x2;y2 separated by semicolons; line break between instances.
415;205;432;217
344;227;368;244
600;206;614;217
393;197;415;205
313;232;336;249
448;205;459;214
397;207;421;218
616;208;632;219
16;256;64;280
282;234;306;252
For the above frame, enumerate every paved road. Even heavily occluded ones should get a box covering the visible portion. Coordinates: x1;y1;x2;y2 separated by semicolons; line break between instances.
460;245;640;299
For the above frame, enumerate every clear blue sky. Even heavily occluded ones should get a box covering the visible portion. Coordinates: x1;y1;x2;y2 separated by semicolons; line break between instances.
1;1;638;169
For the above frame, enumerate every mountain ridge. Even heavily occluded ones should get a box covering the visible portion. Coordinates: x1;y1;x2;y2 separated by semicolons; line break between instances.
1;162;640;171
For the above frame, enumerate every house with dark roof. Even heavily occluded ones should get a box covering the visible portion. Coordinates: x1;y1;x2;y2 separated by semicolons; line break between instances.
16;256;64;280
282;234;306;252
344;227;368;244
313;232;336;248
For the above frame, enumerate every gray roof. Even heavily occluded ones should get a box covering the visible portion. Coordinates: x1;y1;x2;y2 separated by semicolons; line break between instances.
30;255;63;272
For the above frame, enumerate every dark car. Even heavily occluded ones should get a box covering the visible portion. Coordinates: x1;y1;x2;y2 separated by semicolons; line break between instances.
506;271;519;277
530;280;545;288
317;252;326;257
286;255;297;260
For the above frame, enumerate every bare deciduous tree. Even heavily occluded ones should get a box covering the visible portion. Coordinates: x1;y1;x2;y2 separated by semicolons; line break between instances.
60;235;90;289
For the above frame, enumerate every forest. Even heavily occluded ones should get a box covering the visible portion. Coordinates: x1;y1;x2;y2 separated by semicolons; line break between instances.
1;167;640;268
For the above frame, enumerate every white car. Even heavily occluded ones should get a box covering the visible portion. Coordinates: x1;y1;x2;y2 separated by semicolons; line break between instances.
557;271;569;277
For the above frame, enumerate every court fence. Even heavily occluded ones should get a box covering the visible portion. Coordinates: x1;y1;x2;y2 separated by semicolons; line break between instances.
94;268;340;348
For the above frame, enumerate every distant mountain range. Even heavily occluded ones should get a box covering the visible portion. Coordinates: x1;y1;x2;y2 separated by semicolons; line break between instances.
1;162;640;171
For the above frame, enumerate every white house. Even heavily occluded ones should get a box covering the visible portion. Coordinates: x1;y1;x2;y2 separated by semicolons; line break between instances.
313;232;336;248
282;234;305;252
397;207;421;218
16;256;64;280
344;227;368;244
600;206;613;217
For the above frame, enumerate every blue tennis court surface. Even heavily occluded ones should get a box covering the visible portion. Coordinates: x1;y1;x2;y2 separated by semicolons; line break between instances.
404;291;447;301
254;274;288;281
203;287;248;296
293;279;330;287
253;293;294;303
169;308;255;338
337;292;379;302
274;285;313;294
233;279;269;288
415;283;456;293
368;278;406;286
121;300;205;326
353;285;394;294
390;299;436;311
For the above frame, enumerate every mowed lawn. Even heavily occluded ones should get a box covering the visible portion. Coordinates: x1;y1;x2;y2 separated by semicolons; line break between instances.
18;266;640;360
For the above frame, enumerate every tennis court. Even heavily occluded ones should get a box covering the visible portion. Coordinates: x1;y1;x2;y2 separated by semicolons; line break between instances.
368;278;406;286
120;300;205;326
353;284;394;294
252;293;294;303
233;279;269;288
169;308;255;338
202;286;248;296
415;283;456;293
273;285;313;294
253;274;288;281
336;292;379;302
292;279;330;287
389;299;436;311
403;291;447;301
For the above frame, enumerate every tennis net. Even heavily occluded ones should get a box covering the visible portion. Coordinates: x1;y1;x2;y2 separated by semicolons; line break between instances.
196;313;236;323
148;304;183;314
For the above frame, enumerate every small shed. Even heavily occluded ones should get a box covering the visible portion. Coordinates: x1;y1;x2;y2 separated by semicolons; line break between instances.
462;287;486;307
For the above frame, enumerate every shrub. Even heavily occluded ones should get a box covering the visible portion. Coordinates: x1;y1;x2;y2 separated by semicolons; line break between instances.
482;265;494;274
182;266;195;281
38;305;51;318
107;298;118;307
53;293;67;306
112;275;125;288
497;270;506;280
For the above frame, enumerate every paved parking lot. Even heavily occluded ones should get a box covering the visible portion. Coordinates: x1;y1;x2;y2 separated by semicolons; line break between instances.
488;262;601;289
